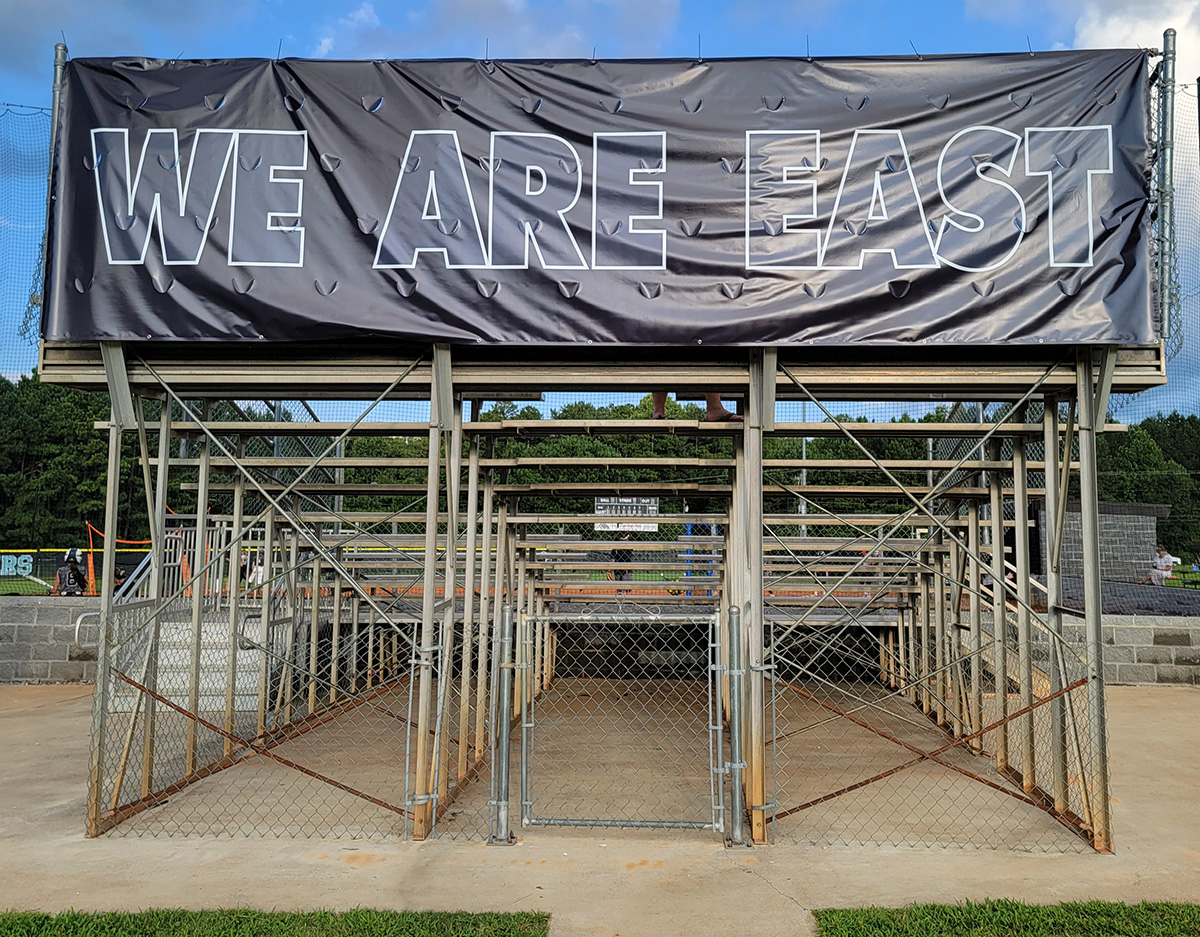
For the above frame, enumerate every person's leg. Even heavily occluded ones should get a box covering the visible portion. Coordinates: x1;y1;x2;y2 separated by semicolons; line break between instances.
652;391;668;419
703;393;743;422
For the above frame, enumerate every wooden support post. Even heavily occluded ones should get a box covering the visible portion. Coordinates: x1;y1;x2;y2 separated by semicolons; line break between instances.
458;434;481;778
988;438;1009;771
968;500;984;750
366;607;376;689
919;557;932;716
330;576;342;705
414;344;449;840
1043;394;1070;812
224;441;245;757
86;407;127;836
474;444;496;763
142;397;172;795
348;596;360;695
934;532;949;728
282;523;302;725
1077;348;1114;852
1013;418;1035;792
256;509;276;737
185;401;212;777
436;394;464;802
308;556;321;716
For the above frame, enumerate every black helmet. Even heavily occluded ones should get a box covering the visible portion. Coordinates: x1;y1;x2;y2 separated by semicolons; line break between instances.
65;548;84;564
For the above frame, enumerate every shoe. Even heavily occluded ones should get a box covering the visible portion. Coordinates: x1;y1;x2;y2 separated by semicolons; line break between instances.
703;411;744;422
652;413;666;420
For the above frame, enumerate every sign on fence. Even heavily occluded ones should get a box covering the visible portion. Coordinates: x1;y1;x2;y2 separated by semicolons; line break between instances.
595;497;659;533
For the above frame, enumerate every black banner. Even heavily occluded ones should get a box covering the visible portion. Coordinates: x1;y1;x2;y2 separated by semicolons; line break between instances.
43;51;1154;346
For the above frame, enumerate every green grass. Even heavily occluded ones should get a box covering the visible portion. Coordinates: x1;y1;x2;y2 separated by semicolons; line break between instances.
814;900;1200;937
0;578;51;596
0;910;550;937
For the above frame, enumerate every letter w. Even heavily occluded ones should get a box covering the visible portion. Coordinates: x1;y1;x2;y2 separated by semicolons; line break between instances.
92;128;236;265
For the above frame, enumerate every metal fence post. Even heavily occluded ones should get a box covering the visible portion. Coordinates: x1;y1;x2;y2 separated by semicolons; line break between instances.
1077;349;1114;853
727;605;745;846
1158;28;1177;343
490;604;515;844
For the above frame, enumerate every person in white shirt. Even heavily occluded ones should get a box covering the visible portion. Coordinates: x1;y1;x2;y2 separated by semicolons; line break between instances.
1138;545;1178;585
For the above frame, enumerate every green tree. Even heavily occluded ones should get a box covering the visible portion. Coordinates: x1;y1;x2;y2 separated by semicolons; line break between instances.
0;374;153;548
1095;424;1200;561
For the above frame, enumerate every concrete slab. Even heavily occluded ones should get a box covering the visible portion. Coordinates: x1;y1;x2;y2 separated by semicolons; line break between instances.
1;683;1198;936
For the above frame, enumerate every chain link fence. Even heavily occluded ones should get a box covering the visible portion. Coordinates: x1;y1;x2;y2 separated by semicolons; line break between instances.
3;75;1189;852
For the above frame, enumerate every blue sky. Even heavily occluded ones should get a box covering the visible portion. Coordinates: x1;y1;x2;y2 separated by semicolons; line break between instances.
1;0;1196;418
0;0;1194;109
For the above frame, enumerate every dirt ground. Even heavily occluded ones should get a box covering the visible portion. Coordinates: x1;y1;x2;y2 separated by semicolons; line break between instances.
1;683;1198;936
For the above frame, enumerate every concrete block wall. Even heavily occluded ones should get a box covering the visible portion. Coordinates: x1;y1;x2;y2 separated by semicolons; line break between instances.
1059;615;1200;686
0;596;99;683
1038;504;1163;584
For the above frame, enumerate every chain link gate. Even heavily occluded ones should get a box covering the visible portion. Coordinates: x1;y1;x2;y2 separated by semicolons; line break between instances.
509;608;726;837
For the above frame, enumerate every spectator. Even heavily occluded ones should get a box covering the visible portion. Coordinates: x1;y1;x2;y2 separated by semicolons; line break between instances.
1137;545;1179;586
651;392;742;422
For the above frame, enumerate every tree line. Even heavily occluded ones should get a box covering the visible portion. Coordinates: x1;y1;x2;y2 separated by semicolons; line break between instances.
2;373;1198;563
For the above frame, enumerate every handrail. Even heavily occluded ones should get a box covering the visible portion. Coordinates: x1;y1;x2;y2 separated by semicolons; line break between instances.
74;610;100;650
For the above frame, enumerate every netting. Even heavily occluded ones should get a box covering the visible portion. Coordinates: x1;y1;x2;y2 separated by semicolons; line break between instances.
0;105;49;381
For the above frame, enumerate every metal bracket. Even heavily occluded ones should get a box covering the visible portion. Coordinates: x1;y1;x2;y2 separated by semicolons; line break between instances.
1093;346;1117;422
761;347;777;432
432;343;453;429
100;342;137;432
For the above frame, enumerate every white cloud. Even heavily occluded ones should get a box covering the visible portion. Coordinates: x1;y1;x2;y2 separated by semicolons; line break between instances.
0;0;250;86
1072;1;1200;84
307;0;680;62
313;35;335;57
340;2;381;29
